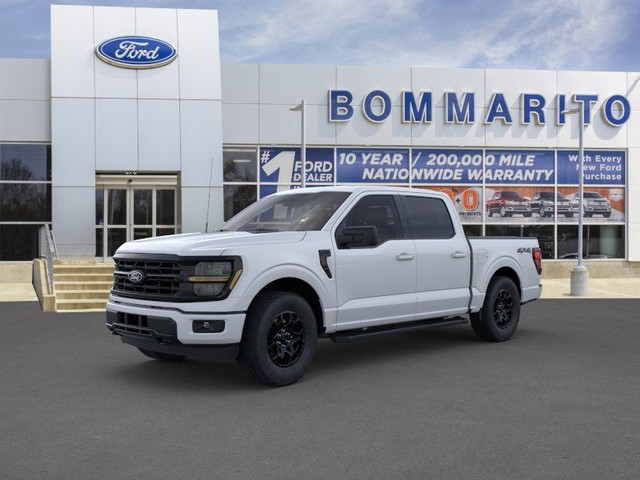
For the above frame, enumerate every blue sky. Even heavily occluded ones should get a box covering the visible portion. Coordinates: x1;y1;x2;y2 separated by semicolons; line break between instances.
1;0;639;71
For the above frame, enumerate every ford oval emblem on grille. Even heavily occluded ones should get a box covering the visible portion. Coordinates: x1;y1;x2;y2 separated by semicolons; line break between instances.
95;36;177;69
128;270;146;285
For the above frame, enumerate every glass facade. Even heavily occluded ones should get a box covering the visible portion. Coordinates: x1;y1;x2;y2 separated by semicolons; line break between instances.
95;185;177;257
0;144;51;260
222;146;626;260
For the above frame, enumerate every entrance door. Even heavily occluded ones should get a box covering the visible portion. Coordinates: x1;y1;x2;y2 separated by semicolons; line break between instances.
95;176;177;258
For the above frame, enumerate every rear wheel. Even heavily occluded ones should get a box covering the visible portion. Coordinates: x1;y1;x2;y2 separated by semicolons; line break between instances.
470;276;520;342
238;291;317;386
137;348;187;362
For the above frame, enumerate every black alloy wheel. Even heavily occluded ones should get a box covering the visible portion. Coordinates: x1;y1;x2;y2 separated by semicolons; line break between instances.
267;311;306;367
493;289;515;329
238;291;318;386
469;275;521;342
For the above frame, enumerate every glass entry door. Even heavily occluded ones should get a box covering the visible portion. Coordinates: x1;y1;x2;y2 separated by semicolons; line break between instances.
96;177;177;258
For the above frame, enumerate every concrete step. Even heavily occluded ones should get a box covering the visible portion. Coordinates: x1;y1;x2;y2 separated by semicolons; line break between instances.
55;281;113;291
54;273;114;283
53;260;114;266
55;299;108;311
54;264;115;275
56;290;111;300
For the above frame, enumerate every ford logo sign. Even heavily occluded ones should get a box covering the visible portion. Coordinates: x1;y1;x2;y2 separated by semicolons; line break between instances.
95;36;177;69
127;270;146;285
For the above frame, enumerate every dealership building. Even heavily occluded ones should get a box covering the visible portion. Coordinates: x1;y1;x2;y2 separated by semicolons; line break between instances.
1;4;639;281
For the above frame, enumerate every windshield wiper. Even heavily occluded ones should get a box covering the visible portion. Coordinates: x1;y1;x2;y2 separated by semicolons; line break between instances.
244;227;280;233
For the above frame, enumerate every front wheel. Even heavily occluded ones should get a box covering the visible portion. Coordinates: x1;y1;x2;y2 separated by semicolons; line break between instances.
470;276;521;342
238;291;318;386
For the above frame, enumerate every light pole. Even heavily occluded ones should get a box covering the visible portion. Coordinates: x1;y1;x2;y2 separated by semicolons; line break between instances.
289;100;307;188
562;104;588;295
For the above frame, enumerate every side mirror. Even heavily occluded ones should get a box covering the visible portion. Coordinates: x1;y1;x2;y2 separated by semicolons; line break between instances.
336;226;379;248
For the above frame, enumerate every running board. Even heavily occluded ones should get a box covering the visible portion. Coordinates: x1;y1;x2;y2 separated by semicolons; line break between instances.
329;316;468;343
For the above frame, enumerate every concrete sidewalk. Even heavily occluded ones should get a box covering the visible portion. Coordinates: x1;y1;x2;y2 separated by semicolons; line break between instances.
540;278;640;299
1;278;639;304
0;283;37;302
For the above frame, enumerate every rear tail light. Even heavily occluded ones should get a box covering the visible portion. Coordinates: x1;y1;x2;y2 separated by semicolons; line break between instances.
532;247;543;276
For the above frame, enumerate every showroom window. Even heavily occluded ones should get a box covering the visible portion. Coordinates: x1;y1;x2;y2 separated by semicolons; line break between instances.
0;144;52;261
222;147;257;221
221;145;626;259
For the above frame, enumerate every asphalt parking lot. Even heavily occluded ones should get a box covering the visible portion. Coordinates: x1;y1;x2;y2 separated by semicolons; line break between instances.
1;300;639;480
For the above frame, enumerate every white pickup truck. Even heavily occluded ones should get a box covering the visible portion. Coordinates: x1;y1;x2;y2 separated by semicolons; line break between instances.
106;186;542;386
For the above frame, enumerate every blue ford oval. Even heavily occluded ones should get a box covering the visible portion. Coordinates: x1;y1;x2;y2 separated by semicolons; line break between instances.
95;36;177;69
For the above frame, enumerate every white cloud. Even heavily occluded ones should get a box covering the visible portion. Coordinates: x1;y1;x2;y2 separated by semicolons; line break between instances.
218;0;632;71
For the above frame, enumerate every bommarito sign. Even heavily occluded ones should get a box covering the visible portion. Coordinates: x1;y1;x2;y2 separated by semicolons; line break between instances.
328;90;631;127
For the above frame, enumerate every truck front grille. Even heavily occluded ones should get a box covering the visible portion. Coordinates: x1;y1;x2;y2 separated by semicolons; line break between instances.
113;259;183;297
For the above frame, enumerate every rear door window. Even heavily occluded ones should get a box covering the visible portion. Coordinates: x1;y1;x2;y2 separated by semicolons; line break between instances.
402;196;455;239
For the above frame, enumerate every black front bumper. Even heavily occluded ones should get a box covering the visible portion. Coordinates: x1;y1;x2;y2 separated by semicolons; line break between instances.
106;311;239;361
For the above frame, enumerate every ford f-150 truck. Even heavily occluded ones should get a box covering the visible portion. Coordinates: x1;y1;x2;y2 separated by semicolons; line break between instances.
106;186;543;386
486;190;532;217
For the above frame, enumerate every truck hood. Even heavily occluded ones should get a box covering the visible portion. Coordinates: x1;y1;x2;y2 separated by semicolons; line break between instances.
115;231;307;257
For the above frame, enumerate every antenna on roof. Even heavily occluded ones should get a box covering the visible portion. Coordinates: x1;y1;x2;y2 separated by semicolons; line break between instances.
205;156;214;233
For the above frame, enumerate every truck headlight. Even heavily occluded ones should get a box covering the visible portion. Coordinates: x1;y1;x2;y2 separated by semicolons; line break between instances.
189;261;242;298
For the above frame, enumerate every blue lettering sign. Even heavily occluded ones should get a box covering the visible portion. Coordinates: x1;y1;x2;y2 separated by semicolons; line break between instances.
363;90;392;123
557;150;625;185
326;90;630;127
603;95;631;126
336;148;409;183
445;92;475;123
402;91;432;123
573;94;598;125
521;93;546;125
411;149;483;184
484;150;554;184
328;90;354;122
485;93;513;124
556;94;567;125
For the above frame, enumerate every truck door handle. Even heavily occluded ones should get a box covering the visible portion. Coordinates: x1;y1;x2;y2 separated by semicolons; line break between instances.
451;251;467;259
396;253;414;261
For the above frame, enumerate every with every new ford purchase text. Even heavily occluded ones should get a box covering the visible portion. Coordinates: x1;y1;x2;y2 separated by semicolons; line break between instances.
106;187;543;386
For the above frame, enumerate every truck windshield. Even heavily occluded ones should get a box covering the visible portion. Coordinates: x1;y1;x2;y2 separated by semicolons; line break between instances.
220;191;351;233
501;192;522;199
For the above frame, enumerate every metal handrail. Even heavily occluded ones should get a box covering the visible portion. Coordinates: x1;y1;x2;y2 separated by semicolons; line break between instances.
38;224;58;294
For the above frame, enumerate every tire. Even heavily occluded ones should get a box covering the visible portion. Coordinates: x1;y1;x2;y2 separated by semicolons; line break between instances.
585;213;592;218
470;276;521;342
523;213;532;218
137;347;187;362
565;213;573;218
487;207;493;218
603;212;611;218
238;291;318;387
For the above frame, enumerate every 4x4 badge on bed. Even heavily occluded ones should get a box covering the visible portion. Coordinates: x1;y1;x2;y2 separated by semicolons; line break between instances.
127;270;146;284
